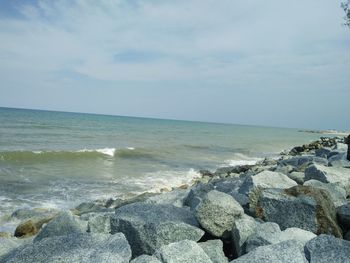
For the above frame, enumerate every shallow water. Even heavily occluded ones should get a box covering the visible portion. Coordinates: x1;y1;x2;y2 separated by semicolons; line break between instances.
0;107;321;232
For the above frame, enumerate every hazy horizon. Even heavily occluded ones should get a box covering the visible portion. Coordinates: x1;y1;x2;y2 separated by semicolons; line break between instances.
1;0;349;130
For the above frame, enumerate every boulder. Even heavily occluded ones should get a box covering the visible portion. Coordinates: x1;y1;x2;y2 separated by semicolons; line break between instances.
287;172;305;185
131;255;161;263
337;203;350;231
0;233;131;263
145;188;190;207
305;234;350;263
84;212;113;234
278;227;316;246
14;217;53;238
110;202;203;257
0;237;33;258
278;156;328;169
303;179;347;207
239;170;297;215
184;182;214;210
198;239;228;263
304;163;350;195
195;190;244;238
34;211;86;242
231;214;258;257
315;148;332;158
154;240;212;263
255;186;342;237
230;240;308;263
74;201;111;215
245;222;281;253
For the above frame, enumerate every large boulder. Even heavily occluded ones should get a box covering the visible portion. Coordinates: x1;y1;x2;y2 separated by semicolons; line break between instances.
198;239;228;263
0;233;131;263
131;255;161;263
195;190;244;238
184;183;214;210
145;188;190;207
231;214;258;257
110;202;203;257
255;186;342;237
239;171;297;215
305;163;350;195
154;240;212;263
305;234;350;263
83;212;113;234
34;211;86;242
303;179;347;207
0;237;33;258
278;227;316;245
245;222;281;253
230;240;308;263
278;156;328;169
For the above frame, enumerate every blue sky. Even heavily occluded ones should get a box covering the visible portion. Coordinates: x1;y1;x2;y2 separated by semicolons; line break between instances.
0;0;349;130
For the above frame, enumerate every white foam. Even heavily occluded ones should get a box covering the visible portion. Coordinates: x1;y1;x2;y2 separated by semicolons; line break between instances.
78;148;116;157
223;153;262;167
126;147;135;150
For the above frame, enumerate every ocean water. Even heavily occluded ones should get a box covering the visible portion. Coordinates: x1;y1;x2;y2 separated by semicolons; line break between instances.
0;107;320;231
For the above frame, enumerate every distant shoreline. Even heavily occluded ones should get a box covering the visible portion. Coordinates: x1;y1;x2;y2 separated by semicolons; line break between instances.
299;129;349;136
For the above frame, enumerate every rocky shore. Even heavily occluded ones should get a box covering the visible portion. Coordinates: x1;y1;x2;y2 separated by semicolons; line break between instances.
1;136;350;262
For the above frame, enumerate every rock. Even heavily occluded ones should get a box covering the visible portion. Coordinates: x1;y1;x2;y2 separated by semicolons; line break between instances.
315;148;332;158
329;159;350;168
239;170;297;215
335;143;348;151
231;214;258;257
303;179;347;207
230;240;308;263
0;237;33;258
288;172;305;185
255;186;342;237
131;255;161;263
345;230;350;241
274;165;294;175
305;234;350;263
154;240;212;263
337;203;350;231
74;201;112;215
195;190;244;238
184;182;214;210
14;217;53;238
34;211;86;242
245;222;281;253
278;156;328;169
105;192;158;209
215;165;253;177
0;233;131;263
111;202;203;257
198;239;228;263
145;188;190;207
278;227;316;246
304;163;350;195
85;212;113;234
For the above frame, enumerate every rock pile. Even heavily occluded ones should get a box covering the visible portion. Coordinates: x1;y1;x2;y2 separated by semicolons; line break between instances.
1;136;350;262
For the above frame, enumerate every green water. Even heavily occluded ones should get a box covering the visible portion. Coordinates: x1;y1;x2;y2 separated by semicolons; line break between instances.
0;107;320;231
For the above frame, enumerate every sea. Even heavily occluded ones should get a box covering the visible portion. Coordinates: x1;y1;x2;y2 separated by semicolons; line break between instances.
0;107;321;232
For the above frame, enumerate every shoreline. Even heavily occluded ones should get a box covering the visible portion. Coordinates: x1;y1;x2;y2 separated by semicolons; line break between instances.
1;135;350;262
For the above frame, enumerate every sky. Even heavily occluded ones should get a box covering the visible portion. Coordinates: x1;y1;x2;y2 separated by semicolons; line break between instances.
0;0;349;130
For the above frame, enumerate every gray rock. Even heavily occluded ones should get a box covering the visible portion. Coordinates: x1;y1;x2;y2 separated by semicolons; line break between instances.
335;143;348;151
111;202;203;257
245;222;281;253
184;183;214;210
337;203;350;231
274;164;294;175
303;179;347;207
288;172;305;185
230;240;308;263
145;188;190;207
154;240;212;263
255;186;342;237
305;163;350;195
0;237;33;258
345;230;350;241
195;190;244;238
131;255;161;263
0;233;131;263
85;212;113;234
34;211;86;242
278;227;316;246
329;159;350;168
278;156;328;169
213;178;249;209
74;201;111;215
199;239;228;263
105;192;158;209
315;148;332;158
231;214;258;257
305;234;350;263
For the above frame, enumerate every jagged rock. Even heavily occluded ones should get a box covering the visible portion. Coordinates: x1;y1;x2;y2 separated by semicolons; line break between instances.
337;203;350;232
287;172;305;185
111;202;203;257
184;182;214;210
245;222;281;253
303;179;347;207
198;239;228;263
0;233;131;263
131;255;161;263
34;211;86;242
230;240;307;263
239;170;297;215
145;188;190;207
154;240;212;263
231;214;258;257
195;190;244;238
83;212;113;234
278;156;328;169
278;227;316;245
305;234;350;263
255;186;342;237
305;163;350;195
